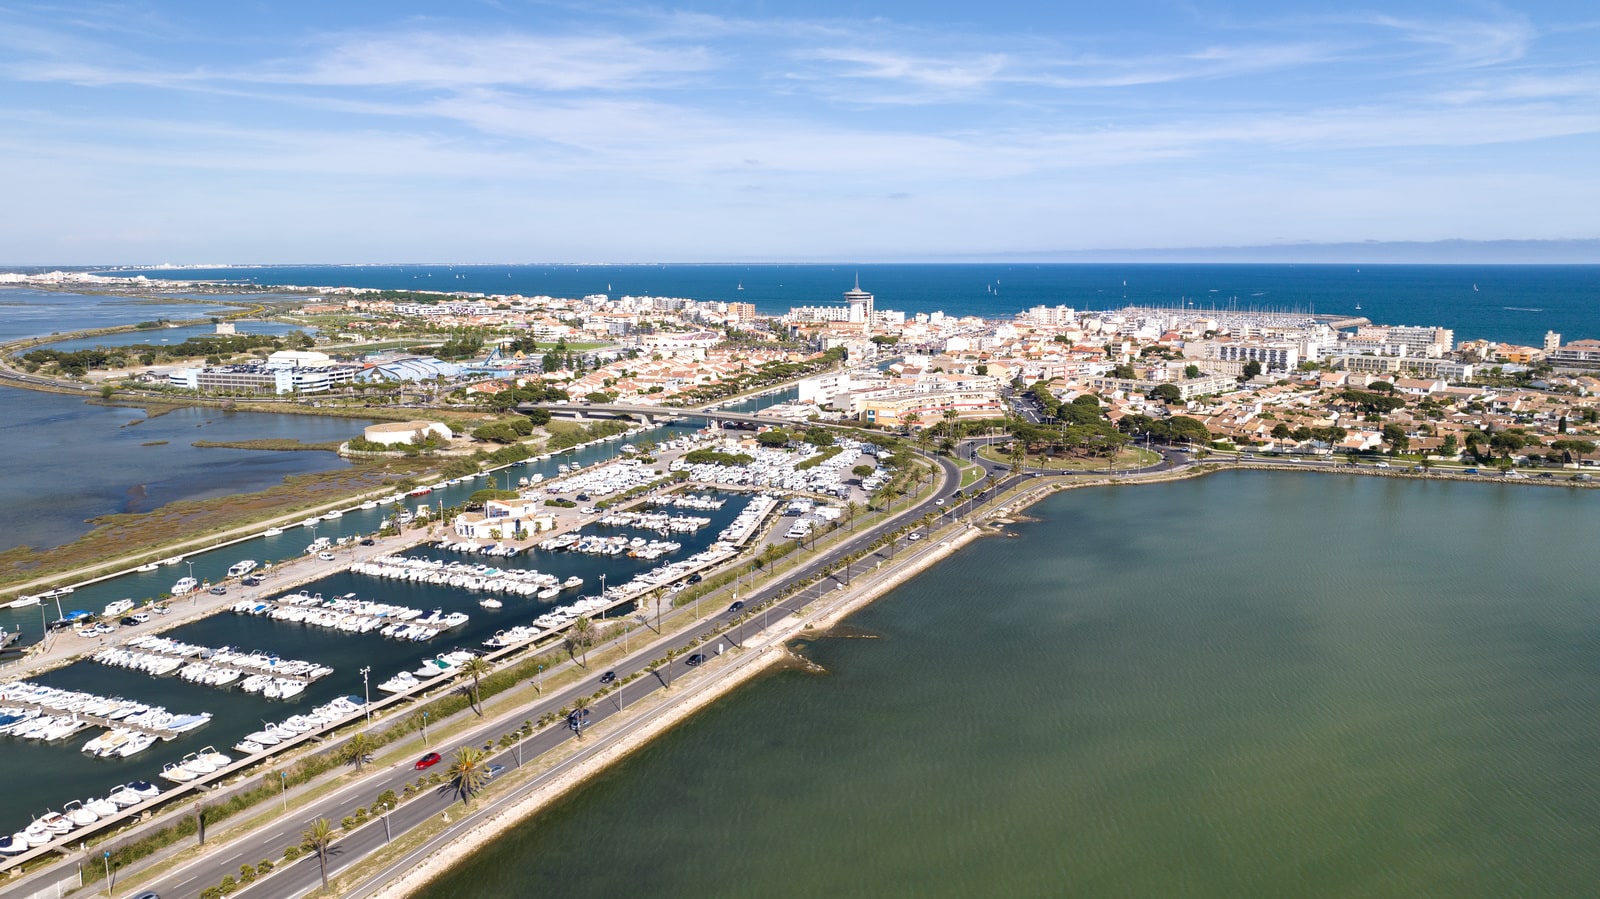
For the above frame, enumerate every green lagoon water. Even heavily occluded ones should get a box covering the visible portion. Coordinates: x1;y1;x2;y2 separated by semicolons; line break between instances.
418;471;1600;898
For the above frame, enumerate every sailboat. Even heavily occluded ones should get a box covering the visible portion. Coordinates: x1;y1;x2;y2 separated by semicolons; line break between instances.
736;280;743;290
1473;284;1479;292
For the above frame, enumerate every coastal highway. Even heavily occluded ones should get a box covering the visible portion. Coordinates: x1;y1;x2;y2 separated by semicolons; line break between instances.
127;452;967;899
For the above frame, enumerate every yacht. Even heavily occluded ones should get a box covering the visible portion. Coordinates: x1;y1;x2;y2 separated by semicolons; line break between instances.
171;577;199;596
321;510;343;521
161;556;183;566
103;599;135;618
262;527;284;537
227;560;258;578
479;597;503;610
135;563;159;573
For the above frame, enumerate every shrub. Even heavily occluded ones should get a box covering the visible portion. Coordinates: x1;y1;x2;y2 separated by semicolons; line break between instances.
202;888;222;899
239;863;257;882
257;858;274;873
341;815;357;830
283;845;302;862
376;789;398;808
219;875;238;894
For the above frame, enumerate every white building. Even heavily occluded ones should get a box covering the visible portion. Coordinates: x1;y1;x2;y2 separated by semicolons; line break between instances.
361;420;454;446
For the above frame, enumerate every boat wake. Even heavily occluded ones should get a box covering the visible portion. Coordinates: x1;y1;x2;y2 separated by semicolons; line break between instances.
1503;306;1544;312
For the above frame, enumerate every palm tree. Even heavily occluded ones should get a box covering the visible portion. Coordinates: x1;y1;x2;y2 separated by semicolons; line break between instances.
303;817;335;893
447;745;493;806
457;655;493;715
340;733;375;772
662;647;678;689
567;615;594;667
845;501;860;531
650;586;666;633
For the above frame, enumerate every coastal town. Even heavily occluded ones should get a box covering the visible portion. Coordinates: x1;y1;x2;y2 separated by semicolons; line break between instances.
11;268;1600;477
2;267;1599;899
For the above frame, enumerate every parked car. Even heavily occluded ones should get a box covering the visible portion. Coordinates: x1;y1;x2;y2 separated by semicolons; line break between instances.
318;552;335;561
413;752;442;770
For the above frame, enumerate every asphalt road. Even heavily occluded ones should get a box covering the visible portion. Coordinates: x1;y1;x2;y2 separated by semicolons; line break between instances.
134;452;966;899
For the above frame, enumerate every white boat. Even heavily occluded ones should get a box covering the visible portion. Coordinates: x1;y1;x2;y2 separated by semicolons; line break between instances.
321;510;343;520
135;563;159;572
359;501;378;510
62;801;98;827
170;577;199;596
263;527;284;537
7;595;41;608
161;557;183;566
378;671;419;693
479;597;503;610
227;560;257;578
160;762;197;783
103;599;135;618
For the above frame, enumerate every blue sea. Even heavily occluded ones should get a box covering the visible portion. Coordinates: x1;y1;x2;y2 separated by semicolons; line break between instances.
93;263;1600;346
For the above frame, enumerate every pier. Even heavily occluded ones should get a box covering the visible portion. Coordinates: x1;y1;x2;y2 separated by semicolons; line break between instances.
4;698;180;739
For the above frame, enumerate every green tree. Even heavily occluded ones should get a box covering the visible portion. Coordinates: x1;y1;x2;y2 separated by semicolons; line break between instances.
1184;364;1202;379
457;655;494;715
1381;423;1410;454
340;733;375;772
302;818;335;893
1149;383;1183;404
567;615;594;666
447;746;493;805
1240;359;1263;381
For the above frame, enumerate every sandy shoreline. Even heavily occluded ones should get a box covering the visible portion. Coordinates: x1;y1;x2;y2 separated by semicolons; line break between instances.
363;525;980;898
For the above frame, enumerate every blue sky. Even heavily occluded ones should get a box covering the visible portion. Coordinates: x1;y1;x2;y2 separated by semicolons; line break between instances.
1;1;1597;263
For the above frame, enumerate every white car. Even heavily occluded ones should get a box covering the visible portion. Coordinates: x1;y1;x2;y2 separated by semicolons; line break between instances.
318;552;335;561
907;533;923;542
1374;461;1390;469
935;499;946;506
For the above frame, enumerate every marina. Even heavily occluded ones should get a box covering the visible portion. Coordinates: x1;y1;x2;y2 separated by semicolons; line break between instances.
0;422;770;843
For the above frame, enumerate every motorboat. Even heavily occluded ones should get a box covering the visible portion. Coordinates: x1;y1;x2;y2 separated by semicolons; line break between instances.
478;598;502;610
160;762;197;783
36;811;73;835
135;563;159;572
263;527;284;536
103;599;135;618
84;797;119;818
170;577;199;596
227;560;257;578
61;800;98;827
378;671;419;693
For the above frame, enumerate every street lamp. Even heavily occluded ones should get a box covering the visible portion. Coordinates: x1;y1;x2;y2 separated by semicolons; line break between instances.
360;666;371;722
185;560;196;603
102;849;112;898
421;711;429;747
280;771;287;810
381;803;392;843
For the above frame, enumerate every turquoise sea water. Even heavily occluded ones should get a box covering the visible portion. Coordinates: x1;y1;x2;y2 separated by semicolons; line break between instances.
416;472;1600;898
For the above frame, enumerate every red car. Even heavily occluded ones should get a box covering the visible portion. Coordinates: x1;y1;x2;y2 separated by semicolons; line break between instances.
413;752;441;770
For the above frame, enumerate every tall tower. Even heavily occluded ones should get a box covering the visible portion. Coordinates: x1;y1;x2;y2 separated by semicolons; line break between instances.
843;273;874;327
1545;331;1562;352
